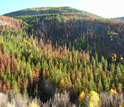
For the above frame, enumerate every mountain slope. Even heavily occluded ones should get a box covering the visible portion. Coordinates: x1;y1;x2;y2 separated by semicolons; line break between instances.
3;7;124;63
0;15;22;30
0;8;124;107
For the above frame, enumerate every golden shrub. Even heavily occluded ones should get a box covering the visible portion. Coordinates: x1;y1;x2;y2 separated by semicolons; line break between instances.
78;91;85;105
109;89;118;95
28;103;40;107
88;91;99;107
88;102;94;107
121;57;123;60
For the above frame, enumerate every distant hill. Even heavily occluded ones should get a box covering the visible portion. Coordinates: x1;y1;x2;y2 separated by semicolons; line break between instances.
114;16;124;20
4;6;97;17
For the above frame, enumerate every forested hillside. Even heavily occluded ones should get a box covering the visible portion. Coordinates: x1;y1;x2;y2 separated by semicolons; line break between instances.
14;12;124;64
0;7;124;107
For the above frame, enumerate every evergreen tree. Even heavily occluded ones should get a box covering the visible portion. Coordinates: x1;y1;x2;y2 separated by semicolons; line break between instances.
7;70;11;79
88;81;94;92
65;76;72;89
82;76;86;89
76;77;82;91
21;69;25;82
92;57;96;70
23;84;28;101
89;71;94;82
102;72;109;91
116;65;122;82
12;79;18;90
97;80;103;92
114;75;119;88
117;82;123;93
35;61;41;71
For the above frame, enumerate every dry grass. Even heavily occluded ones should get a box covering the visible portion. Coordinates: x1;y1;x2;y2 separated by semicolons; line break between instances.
0;92;8;107
0;90;41;107
41;90;76;107
38;79;77;107
28;97;42;107
0;79;123;107
99;92;124;107
0;79;77;107
7;90;28;107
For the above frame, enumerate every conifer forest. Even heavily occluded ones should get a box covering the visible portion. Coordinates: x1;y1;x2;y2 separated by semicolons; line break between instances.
0;7;124;107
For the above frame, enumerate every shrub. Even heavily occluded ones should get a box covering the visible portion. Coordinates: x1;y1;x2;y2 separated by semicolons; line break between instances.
28;103;40;107
78;91;85;105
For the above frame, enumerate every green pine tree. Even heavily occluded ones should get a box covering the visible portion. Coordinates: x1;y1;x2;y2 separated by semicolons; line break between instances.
102;72;109;91
88;81;94;92
97;80;103;92
82;76;86;89
23;84;28;101
116;65;122;82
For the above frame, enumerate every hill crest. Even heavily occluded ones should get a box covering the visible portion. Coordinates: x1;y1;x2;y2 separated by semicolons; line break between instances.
4;6;97;18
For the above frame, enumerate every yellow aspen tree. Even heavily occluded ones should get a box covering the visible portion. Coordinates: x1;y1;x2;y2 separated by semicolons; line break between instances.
59;77;66;91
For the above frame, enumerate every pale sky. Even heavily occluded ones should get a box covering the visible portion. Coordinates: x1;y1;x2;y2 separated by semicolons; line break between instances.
82;0;123;18
0;0;123;18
